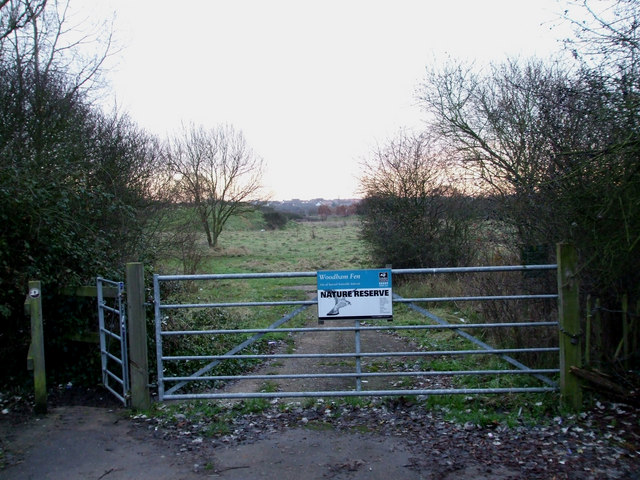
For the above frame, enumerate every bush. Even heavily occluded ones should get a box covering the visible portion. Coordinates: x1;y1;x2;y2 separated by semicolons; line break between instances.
358;132;478;268
359;194;477;268
263;211;289;230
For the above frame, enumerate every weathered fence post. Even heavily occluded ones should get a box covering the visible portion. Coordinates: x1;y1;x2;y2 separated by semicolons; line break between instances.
622;294;629;369
25;280;47;414
556;243;582;410
585;295;592;366
593;298;602;364
126;263;150;410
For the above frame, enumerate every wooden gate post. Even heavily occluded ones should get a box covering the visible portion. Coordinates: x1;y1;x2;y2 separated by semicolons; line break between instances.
556;243;582;410
126;263;151;410
25;280;47;414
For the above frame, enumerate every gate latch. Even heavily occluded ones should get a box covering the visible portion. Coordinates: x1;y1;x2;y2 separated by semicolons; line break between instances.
559;326;582;345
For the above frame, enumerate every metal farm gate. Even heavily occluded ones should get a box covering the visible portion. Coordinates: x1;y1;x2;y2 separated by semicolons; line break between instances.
97;277;130;405
153;264;562;402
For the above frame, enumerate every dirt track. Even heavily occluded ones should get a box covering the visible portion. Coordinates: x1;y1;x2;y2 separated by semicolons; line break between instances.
0;404;431;480
1;405;198;480
219;316;452;396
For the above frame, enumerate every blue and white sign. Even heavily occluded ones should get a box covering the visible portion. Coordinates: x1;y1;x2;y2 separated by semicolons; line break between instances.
317;269;392;321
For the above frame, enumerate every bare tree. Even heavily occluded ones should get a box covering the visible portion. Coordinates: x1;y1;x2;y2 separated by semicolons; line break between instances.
562;0;640;73
165;124;265;248
416;0;640;365
419;52;640;311
418;59;588;255
2;0;113;96
358;131;477;268
0;0;46;43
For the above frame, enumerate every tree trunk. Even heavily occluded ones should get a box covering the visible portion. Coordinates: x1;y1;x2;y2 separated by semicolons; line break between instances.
198;210;213;247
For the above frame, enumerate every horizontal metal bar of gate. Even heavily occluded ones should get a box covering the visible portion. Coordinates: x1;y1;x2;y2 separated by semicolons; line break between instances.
395;265;558;274
101;328;122;341
398;294;558;387
154;264;559;401
395;294;557;303
160;295;558;310
160;321;558;336
105;369;124;384
165;369;560;382
163;347;559;362
164;387;558;401
156;265;557;309
105;351;124;364
157;264;557;282
101;304;122;314
162;300;315;309
158;271;317;281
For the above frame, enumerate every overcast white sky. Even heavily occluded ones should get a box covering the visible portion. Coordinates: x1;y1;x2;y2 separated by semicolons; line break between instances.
83;0;571;200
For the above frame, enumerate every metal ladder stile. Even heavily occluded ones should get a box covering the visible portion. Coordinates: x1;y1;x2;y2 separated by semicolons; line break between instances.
97;277;130;406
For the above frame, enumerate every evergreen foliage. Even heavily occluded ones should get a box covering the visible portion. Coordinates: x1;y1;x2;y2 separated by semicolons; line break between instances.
0;1;161;384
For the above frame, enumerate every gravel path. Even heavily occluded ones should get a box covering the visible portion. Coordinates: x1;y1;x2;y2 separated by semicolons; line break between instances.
2;396;638;480
134;396;639;479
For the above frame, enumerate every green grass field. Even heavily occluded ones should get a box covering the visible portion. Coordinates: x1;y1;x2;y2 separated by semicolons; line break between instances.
216;219;370;273
155;214;375;381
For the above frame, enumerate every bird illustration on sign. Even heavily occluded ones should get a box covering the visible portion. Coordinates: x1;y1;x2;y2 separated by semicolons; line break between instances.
326;293;351;316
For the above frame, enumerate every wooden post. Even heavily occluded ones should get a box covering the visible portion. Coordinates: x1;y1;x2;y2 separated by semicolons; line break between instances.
634;298;639;359
585;295;591;367
126;263;150;410
27;281;47;414
622;294;629;369
556;243;582;411
594;298;602;364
